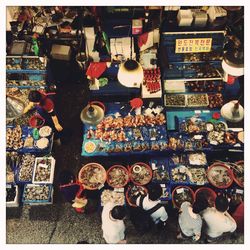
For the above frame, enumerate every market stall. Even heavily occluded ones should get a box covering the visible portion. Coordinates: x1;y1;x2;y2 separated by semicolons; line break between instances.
6;53;56;207
6;5;244;243
78;6;244;216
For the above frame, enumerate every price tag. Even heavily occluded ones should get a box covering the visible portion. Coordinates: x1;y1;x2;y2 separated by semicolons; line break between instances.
176;188;184;194
202;110;210;113
194;110;201;114
38;163;48;169
98;184;104;190
236;189;243;194
114;188;124;193
151;163;157;170
160;184;166;188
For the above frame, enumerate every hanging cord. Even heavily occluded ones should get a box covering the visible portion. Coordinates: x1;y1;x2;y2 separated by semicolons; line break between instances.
127;8;135;60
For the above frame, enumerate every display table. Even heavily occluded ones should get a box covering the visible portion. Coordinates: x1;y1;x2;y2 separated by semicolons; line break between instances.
81;102;168;157
90;80;140;99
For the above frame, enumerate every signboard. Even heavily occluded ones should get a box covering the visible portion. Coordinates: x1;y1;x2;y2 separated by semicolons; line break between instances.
175;38;212;53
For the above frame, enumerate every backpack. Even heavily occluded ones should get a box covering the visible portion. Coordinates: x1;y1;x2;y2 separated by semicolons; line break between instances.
129;195;163;234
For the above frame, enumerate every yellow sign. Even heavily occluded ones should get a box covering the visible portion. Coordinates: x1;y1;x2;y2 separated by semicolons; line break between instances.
175;38;212;53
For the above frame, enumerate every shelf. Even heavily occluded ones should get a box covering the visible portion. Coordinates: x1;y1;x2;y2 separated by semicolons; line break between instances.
164;77;222;82
6;69;46;74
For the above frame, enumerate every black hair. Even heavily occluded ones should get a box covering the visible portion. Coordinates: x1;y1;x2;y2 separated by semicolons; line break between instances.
28;90;42;103
192;198;209;214
215;195;229;212
148;183;162;201
111;206;126;220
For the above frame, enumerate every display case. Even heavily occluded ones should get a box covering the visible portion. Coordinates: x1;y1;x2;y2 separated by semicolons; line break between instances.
6;56;47;89
160;29;226;111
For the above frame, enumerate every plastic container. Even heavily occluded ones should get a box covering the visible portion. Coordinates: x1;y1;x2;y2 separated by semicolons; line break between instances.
22;184;53;205
207;163;234;189
6;184;20;207
170;165;191;185
125;185;148;207
195;187;217;207
164;94;186;108
32;157;56;184
172;185;195;209
29;114;45;128
129;162;152;186
106;165;130;188
186;94;209;107
78;163;106;190
150;158;171;183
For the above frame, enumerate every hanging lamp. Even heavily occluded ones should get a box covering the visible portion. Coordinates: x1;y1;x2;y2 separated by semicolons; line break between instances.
220;100;244;123
80;101;105;126
117;34;143;88
222;36;244;85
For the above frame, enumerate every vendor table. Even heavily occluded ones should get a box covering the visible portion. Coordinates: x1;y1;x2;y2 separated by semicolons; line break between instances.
82;102;168;157
90;80;140;100
89;63;141;100
82;102;243;157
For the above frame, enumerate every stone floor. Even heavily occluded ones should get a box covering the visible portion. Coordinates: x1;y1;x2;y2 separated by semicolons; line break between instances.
6;63;244;244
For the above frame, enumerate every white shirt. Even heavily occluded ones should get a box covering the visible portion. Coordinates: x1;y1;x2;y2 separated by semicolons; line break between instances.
178;202;202;237
202;207;237;238
136;194;168;224
101;202;125;244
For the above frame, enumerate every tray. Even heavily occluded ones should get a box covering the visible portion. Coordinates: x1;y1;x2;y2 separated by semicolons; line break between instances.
164;94;186;107
6;184;20;207
150;158;171;183
186;93;209;107
32;157;56;184
170;164;191;185
14;153;36;185
22;184;53;205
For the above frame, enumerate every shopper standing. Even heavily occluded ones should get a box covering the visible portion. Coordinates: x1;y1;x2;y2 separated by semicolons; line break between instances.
202;195;237;243
177;198;208;241
101;202;126;244
135;183;168;229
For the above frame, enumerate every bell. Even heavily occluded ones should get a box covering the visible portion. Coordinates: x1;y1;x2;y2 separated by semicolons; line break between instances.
118;59;144;88
80;101;105;126
220;100;244;123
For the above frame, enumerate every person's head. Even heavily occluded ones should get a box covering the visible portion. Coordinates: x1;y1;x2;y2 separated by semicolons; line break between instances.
192;198;209;214
148;183;162;201
215;195;229;212
28;90;42;103
111;206;126;220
